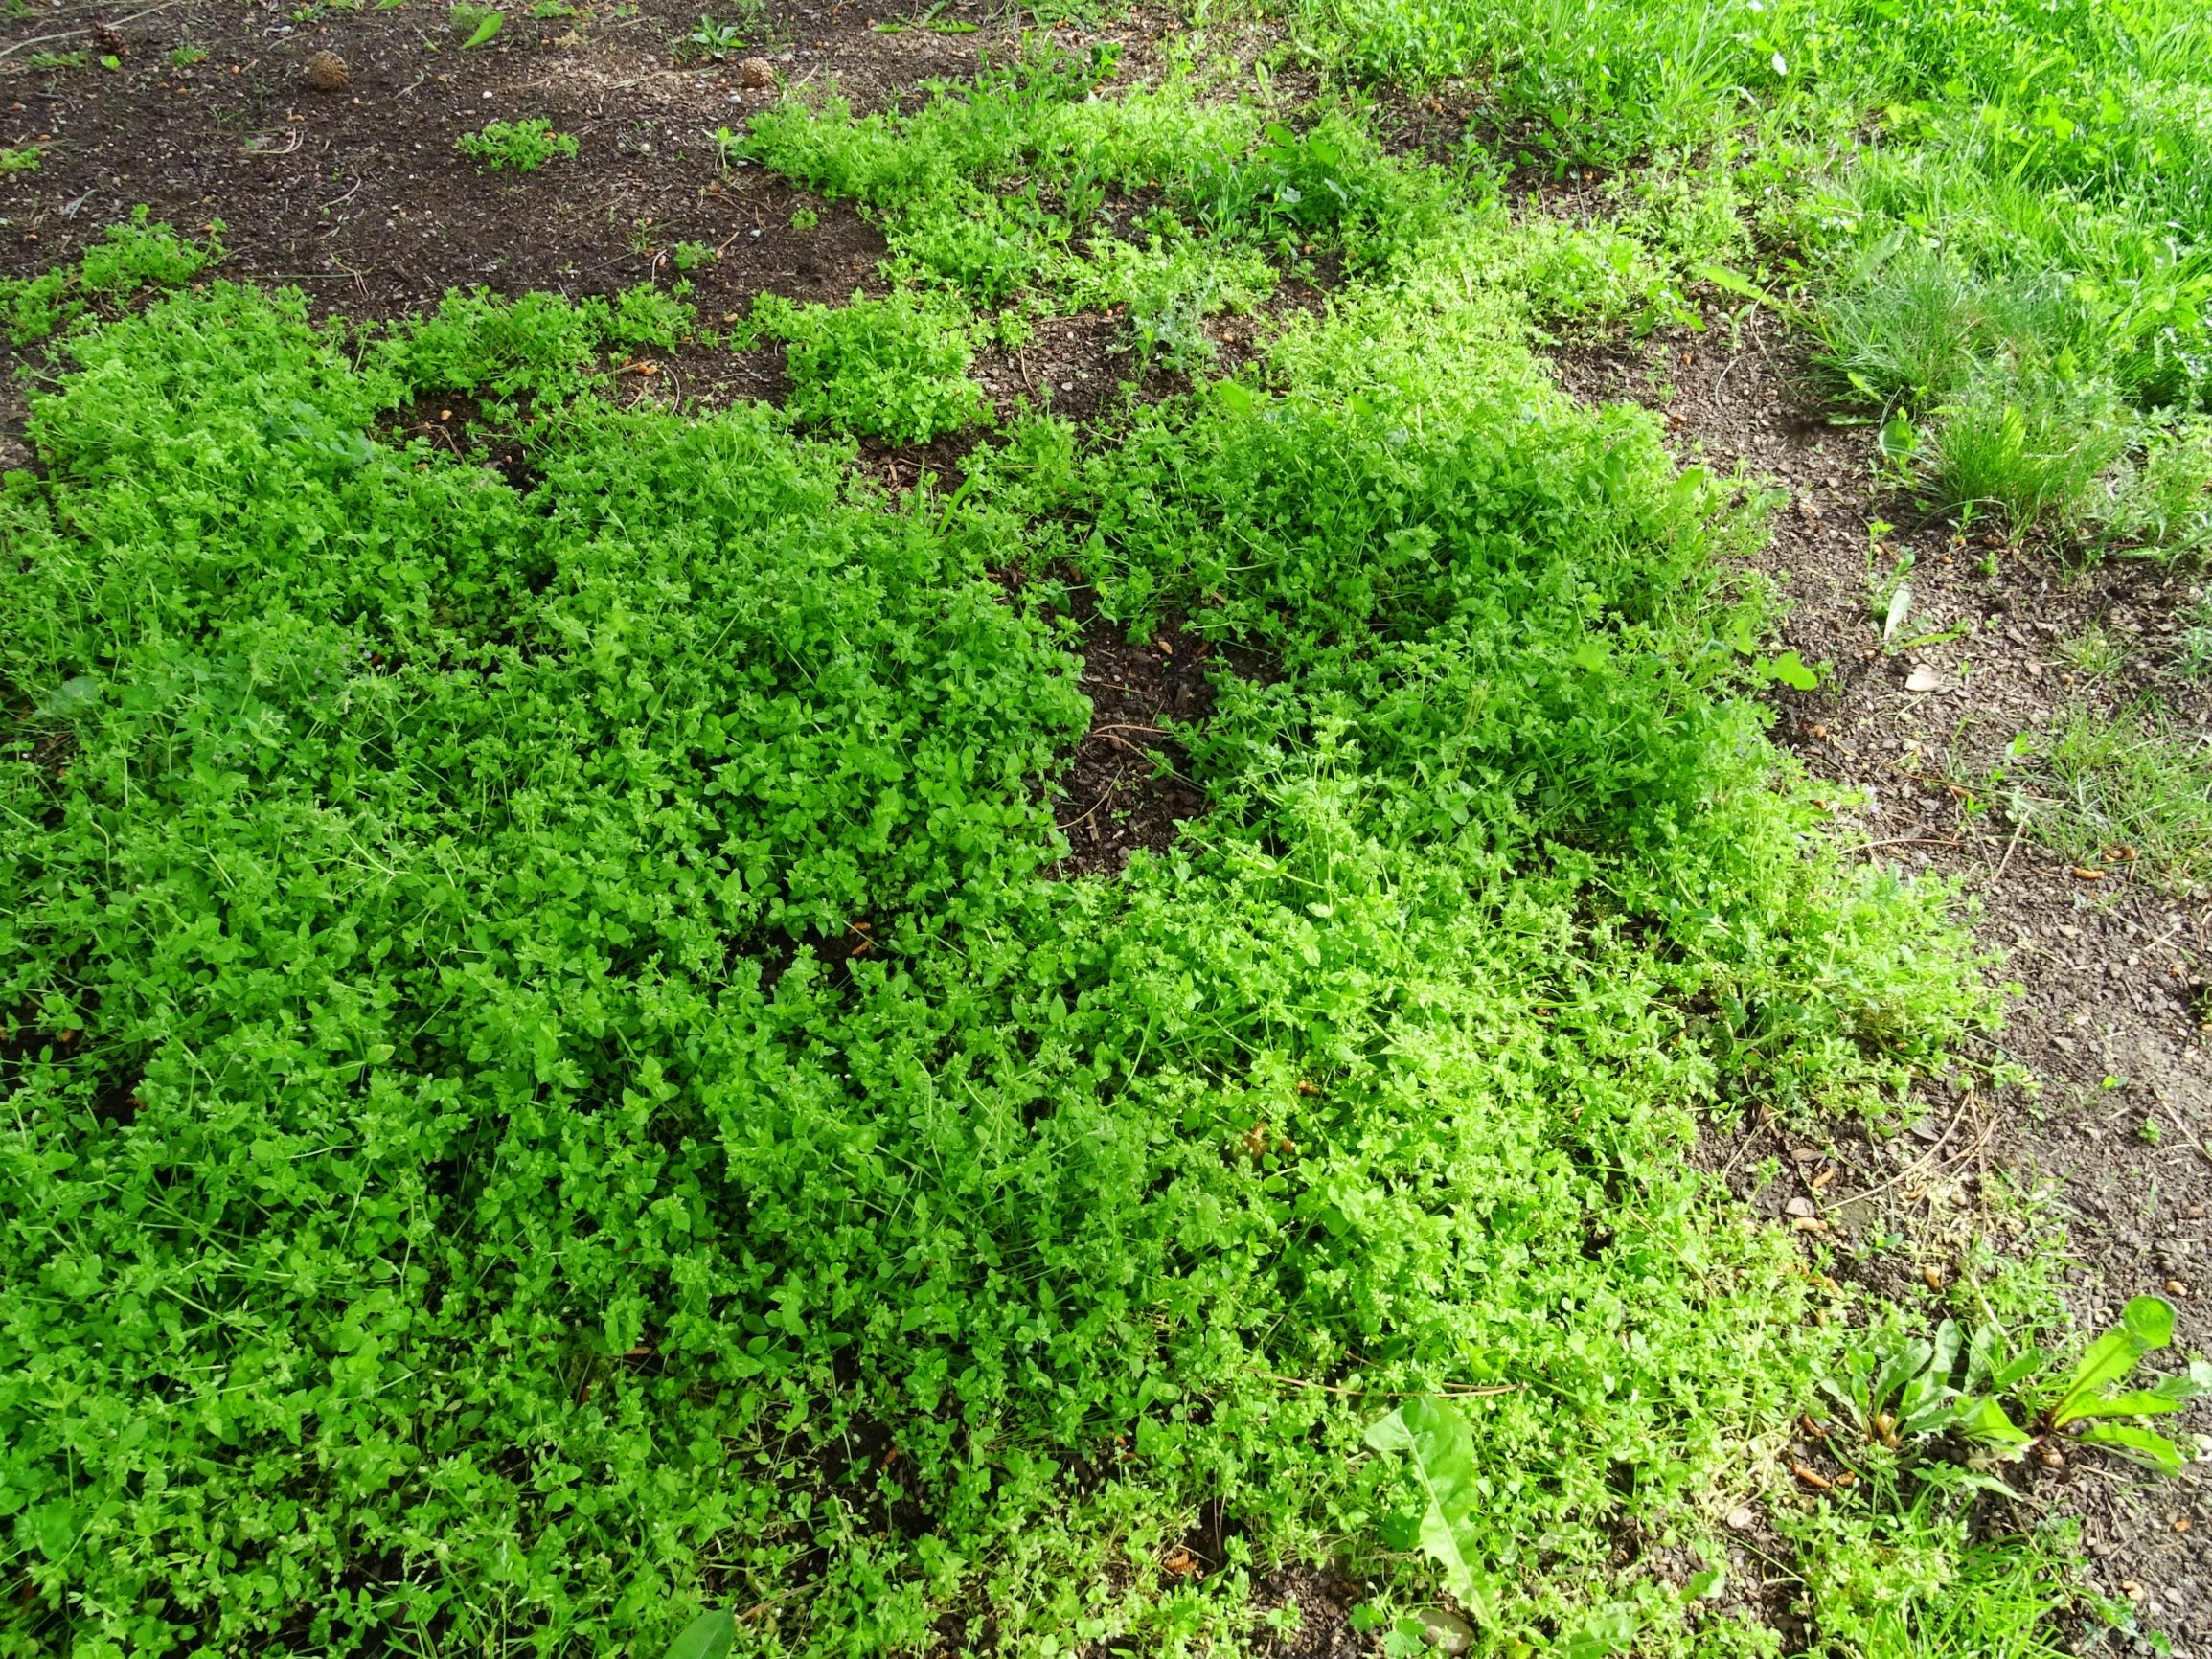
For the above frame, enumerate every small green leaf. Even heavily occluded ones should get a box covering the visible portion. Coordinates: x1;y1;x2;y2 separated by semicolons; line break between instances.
1881;583;1912;644
2049;1301;2179;1426
662;1610;737;1659
1766;650;1818;691
2152;1360;2212;1403
35;674;102;718
30;1500;80;1562
2057;1389;2184;1421
2122;1295;2176;1350
460;9;503;46
2055;1328;2151;1424
1953;1395;2030;1450
1693;263;1765;303
2075;1421;2185;1475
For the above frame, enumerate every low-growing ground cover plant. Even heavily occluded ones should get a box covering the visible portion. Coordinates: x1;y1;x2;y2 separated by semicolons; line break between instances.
746;287;990;441
1279;0;2212;550
8;0;2200;1633
456;115;579;171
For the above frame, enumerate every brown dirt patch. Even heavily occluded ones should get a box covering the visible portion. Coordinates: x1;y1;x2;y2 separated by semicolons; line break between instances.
1052;594;1237;876
0;0;1174;317
1554;300;2212;1642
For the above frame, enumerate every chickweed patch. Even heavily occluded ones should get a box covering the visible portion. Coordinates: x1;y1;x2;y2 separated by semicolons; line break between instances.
747;288;990;442
0;45;2131;1659
1290;0;2212;547
455;115;579;171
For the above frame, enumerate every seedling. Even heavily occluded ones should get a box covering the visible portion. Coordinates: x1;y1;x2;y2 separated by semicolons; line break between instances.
1821;1299;2212;1474
678;15;747;58
2055;624;2127;677
455;118;578;172
450;1;504;46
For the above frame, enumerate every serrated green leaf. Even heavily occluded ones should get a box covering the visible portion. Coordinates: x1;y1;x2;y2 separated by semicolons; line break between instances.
1367;1400;1497;1626
2057;1389;2184;1420
2075;1421;2186;1475
2055;1329;2148;1424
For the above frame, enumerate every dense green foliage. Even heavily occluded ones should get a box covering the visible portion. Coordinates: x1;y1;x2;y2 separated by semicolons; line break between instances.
1285;0;2212;547
21;2;2194;1640
747;289;991;442
456;118;580;172
0;136;2008;1649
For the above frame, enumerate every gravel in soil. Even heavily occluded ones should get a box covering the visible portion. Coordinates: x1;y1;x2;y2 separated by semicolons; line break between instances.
1553;304;2211;1647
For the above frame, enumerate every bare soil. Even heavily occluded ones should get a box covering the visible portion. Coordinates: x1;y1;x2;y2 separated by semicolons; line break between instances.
1554;305;2211;1647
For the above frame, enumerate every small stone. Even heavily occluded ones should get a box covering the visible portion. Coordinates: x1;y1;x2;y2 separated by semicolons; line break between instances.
738;55;775;87
1790;1147;1822;1163
304;50;349;92
1416;1608;1474;1655
1725;1504;1757;1531
1904;665;1943;693
1785;1196;1818;1219
1909;1117;1942;1143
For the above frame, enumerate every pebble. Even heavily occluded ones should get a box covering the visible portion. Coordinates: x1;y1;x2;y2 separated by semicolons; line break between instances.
1726;1504;1757;1531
